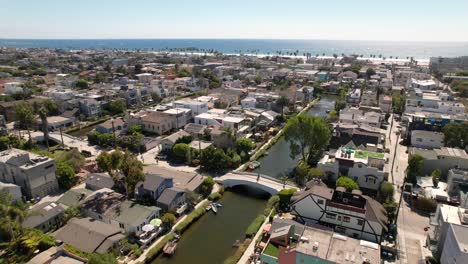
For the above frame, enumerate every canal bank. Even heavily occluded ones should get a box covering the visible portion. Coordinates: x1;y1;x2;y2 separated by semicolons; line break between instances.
252;96;336;178
153;186;268;264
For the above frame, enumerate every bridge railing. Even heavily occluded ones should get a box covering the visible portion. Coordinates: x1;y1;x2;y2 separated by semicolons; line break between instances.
230;171;296;187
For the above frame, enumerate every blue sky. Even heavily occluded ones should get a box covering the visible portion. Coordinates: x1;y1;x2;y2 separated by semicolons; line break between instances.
1;0;468;41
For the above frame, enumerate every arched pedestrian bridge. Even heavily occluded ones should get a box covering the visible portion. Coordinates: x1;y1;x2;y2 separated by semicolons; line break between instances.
215;172;298;195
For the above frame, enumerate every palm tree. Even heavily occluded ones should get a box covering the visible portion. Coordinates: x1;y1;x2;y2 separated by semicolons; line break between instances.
278;174;289;189
276;95;290;118
38;106;49;150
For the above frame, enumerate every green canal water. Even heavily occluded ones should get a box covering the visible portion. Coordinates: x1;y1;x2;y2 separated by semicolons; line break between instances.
253;96;336;178
153;186;268;264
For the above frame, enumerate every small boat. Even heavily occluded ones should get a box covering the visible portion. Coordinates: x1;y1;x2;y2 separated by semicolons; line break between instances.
211;204;218;214
213;202;222;207
205;205;212;211
249;161;261;170
163;238;179;255
326;110;331;114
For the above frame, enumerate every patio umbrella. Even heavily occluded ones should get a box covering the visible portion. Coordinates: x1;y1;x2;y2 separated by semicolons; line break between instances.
150;218;162;227
142;224;155;232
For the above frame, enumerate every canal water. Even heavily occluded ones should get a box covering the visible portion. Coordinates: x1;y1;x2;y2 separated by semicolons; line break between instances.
252;96;336;178
153;186;268;264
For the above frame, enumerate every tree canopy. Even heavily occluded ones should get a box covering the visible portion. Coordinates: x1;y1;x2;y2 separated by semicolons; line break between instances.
56;162;77;190
284;115;331;165
336;176;359;191
442;122;468;149
407;154;424;184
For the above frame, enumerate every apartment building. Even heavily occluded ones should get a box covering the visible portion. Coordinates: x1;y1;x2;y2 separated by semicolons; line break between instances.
0;148;58;199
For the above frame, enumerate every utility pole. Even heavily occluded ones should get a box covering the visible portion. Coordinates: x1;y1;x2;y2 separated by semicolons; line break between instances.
111;118;116;147
59;127;64;146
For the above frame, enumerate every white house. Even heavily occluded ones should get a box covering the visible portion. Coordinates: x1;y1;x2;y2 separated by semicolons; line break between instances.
173;99;208;117
411;79;437;90
241;97;257;108
4;82;23;94
318;146;388;192
291;184;388;243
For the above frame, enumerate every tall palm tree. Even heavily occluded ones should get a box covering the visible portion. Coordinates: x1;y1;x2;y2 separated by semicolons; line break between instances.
276;95;290;118
38;106;49;150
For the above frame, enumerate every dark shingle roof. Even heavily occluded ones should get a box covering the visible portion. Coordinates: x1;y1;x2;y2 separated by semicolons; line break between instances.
22;202;66;229
157;187;185;206
138;173;172;191
86;173;115;191
53;217;125;253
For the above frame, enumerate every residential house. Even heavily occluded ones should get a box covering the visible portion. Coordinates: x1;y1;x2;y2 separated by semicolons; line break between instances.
173;99;208;117
81;189;160;235
184;123;208;138
360;90;378;107
0;182;22;202
22;202;66;232
410;147;468;176
126;110;175;135
160;130;191;152
318;146;388;192
135;173;173;201
53;217;125;254
440;224;468;264
446;169;468;203
79;98;102;117
410;130;444;149
379;95;392;113
95;118;126;134
27;246;87;264
57;188;93;208
261;219;380;264
162;108;192;129
86;172;116;191
346;89;361;105
411;79;437;90
156;187;186;212
339;108;383;129
291;184;388;243
338;71;358;83
0;148;58;199
37;116;75;131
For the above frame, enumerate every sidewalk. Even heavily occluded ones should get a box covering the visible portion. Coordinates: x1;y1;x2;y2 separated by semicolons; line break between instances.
237;211;271;264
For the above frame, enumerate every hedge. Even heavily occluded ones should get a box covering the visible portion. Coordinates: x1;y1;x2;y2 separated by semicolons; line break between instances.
174;201;210;233
223;239;251;264
245;215;266;238
144;233;176;263
208;192;222;201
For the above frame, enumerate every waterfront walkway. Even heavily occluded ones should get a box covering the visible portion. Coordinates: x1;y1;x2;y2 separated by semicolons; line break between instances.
216;172;297;195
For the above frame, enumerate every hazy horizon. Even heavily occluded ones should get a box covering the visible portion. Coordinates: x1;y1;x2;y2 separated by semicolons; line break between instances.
1;0;468;42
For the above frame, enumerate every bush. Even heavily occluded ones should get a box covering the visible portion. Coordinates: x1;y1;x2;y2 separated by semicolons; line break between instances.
245;215;266;238
336;176;359;191
278;188;296;209
172;143;190;162
380;181;394;201
415;197;437;213
208;192;222;201
174;201;209;233
200;177;215;197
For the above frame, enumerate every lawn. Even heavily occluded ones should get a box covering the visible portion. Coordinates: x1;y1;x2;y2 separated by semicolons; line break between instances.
354;150;384;159
263;242;279;257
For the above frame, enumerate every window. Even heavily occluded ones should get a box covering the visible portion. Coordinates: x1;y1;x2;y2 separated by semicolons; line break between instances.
357;219;364;226
317;199;324;205
119;223;125;229
326;213;336;220
343;216;350;223
416;138;423;142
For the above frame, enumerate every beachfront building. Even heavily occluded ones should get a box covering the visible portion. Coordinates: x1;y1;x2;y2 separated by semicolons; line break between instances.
290;184;388;243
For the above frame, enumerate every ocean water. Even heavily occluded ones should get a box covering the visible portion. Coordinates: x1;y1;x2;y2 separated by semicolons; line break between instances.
0;39;467;59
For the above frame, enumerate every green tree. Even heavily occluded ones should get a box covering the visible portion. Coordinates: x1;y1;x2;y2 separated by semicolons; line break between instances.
235;138;255;159
392;93;405;114
0;190;27;241
200;145;230;172
134;63;143;74
366;68;376;79
276;95;290;117
172;143;190;162
383;200;398;223
60;206;81;225
336;176;359;191
75;79;89;89
432;169;442;187
442;122;468;149
56;148;85;173
284;115;331;165
200;176;215;197
278;188;296;210
161;213;176;229
327;110;339;123
294;161;311;185
108;100;126;115
42;99;59;116
407;154;424;184
127;124;142;135
56;162;77;190
88;253;117;264
308;167;325;180
120;152;145;197
380;181;394;201
15;101;35;143
38;105;50;150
